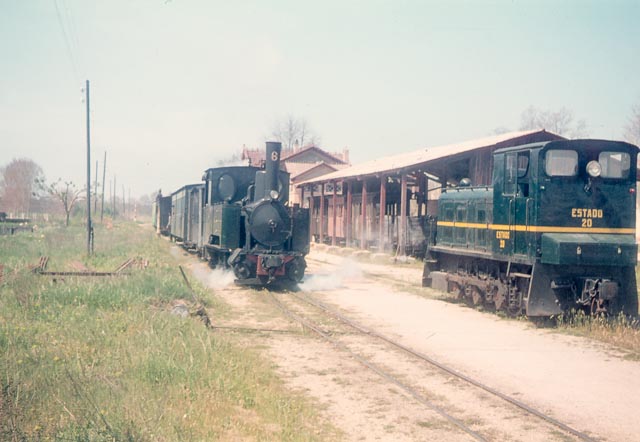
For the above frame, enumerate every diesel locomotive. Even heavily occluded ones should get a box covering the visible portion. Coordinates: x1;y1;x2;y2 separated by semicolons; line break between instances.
422;139;639;316
161;141;310;286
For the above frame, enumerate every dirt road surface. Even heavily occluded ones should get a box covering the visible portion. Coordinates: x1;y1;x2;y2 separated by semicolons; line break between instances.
185;246;640;441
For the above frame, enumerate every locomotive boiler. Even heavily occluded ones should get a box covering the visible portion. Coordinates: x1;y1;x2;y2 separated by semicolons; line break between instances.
422;139;638;317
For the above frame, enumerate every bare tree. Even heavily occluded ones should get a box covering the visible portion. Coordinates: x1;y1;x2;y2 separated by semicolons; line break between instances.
270;115;320;151
519;106;589;138
38;179;85;226
623;103;640;146
0;158;44;216
492;126;511;135
216;151;242;167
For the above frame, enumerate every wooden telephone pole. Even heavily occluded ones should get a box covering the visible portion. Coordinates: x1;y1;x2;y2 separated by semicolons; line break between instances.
85;80;93;255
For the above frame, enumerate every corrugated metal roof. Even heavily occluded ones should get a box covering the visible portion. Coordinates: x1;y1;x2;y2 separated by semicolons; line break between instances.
298;129;561;185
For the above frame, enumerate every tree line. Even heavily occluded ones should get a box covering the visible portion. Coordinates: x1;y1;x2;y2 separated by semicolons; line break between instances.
0;159;152;225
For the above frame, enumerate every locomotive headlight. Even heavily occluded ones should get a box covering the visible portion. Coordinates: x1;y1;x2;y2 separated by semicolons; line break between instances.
586;161;601;177
269;190;279;200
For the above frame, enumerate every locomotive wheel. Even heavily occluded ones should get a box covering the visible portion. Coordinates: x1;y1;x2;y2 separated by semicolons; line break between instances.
233;262;252;280
470;286;483;306
494;285;507;311
286;257;306;283
590;297;607;316
449;281;464;301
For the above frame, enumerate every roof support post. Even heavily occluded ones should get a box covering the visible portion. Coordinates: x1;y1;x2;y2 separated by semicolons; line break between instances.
300;185;305;208
360;179;367;250
331;181;337;246
379;175;386;252
399;173;407;256
424;176;429;216
319;183;325;244
346;181;353;247
418;173;426;217
309;186;315;240
341;180;347;246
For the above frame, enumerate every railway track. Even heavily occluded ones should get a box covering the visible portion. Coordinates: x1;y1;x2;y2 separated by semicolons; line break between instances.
270;289;597;442
268;292;487;442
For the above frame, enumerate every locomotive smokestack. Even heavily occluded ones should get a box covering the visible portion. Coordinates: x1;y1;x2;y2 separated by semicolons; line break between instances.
265;141;282;196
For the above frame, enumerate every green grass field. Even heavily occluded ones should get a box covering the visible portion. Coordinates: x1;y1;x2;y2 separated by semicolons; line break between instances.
0;220;333;441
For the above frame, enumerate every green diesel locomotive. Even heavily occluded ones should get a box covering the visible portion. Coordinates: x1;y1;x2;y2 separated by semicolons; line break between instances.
422;139;638;316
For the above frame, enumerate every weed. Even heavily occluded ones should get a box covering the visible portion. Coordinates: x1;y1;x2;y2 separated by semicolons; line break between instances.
554;310;640;358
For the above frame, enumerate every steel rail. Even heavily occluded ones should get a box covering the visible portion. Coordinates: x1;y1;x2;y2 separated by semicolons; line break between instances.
269;292;487;442
293;292;596;442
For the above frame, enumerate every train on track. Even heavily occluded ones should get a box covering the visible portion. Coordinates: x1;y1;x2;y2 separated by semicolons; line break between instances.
153;141;310;286
422;139;639;317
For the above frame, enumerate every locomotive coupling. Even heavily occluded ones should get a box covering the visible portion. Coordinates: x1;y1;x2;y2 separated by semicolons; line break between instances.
581;278;619;301
261;254;283;270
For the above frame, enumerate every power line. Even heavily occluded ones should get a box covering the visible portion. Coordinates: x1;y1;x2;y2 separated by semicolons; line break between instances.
62;0;81;53
53;0;80;83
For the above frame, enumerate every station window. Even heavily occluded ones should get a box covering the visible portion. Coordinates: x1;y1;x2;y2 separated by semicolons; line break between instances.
599;151;630;178
545;150;578;177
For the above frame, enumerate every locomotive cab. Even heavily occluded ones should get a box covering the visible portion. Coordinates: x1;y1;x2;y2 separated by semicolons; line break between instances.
530;141;638;315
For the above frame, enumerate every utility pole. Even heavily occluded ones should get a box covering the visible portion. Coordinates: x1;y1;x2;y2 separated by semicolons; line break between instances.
94;160;98;214
113;175;117;219
101;151;106;222
108;179;112;217
85;79;92;256
122;185;125;218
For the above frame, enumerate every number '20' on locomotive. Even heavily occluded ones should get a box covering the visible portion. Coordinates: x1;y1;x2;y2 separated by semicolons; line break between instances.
422;139;639;316
161;141;310;286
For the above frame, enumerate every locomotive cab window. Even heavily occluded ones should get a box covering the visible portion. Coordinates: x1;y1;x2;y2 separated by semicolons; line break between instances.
504;152;529;196
599;151;631;179
545;150;578;177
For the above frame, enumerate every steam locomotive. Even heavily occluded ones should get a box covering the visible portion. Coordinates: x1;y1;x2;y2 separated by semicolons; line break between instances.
155;142;310;286
422;139;639;317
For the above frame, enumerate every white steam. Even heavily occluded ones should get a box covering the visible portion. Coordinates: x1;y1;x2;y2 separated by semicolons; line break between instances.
206;268;236;289
300;258;363;292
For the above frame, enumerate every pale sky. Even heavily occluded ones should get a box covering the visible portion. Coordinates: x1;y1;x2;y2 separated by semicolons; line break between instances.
1;0;639;197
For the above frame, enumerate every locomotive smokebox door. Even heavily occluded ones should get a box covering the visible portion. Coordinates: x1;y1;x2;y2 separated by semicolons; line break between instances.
249;201;291;247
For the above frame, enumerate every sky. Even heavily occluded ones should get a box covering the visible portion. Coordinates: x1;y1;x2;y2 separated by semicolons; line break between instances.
1;0;639;198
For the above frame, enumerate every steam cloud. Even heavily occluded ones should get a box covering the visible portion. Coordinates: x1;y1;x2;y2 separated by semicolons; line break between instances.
300;258;363;292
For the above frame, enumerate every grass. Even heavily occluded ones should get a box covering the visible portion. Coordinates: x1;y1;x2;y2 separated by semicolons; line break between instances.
554;311;640;360
0;219;334;441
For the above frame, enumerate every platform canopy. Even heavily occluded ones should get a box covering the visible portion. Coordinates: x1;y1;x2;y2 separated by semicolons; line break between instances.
298;129;565;187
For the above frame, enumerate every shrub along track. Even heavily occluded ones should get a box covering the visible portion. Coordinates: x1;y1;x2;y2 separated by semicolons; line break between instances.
269;289;597;442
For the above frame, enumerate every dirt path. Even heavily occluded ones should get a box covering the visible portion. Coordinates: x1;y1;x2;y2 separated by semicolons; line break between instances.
184;246;640;441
